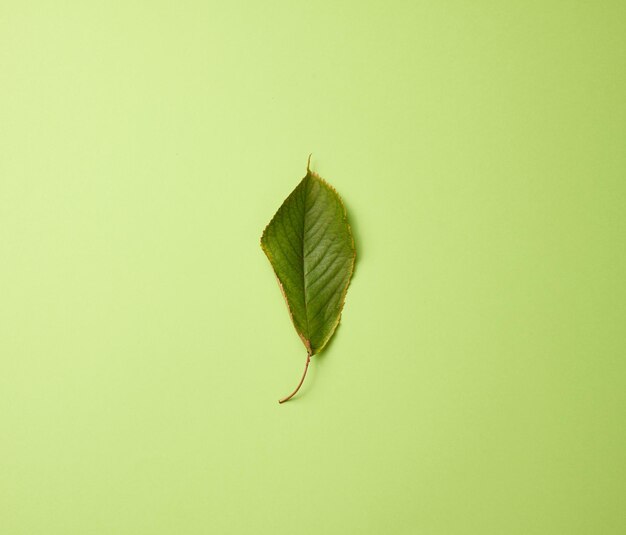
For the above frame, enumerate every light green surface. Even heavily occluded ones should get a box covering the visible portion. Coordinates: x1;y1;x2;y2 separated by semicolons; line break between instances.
1;2;625;533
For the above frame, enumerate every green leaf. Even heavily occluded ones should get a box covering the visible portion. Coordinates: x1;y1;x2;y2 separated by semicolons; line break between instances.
261;157;356;403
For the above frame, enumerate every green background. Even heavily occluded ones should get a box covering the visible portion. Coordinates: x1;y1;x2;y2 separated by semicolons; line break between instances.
1;2;625;533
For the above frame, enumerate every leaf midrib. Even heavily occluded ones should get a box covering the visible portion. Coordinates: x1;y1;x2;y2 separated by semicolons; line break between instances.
301;177;310;342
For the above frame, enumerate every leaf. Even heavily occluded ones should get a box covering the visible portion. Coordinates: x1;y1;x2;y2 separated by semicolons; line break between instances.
260;156;356;403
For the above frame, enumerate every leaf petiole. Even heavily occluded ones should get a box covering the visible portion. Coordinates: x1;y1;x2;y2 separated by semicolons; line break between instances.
278;352;312;404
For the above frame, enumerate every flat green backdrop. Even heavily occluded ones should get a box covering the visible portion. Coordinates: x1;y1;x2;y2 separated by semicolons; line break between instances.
1;2;625;534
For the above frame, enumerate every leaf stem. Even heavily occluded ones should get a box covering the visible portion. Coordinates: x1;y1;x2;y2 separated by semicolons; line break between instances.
278;352;312;404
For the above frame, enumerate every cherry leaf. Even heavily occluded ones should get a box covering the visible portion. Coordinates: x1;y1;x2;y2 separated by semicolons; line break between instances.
261;157;356;403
